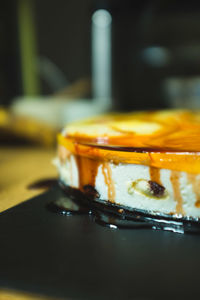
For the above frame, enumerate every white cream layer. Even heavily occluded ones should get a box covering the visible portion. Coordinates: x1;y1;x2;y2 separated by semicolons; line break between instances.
54;155;200;218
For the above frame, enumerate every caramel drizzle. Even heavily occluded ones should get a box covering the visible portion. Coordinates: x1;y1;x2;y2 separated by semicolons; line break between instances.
149;166;161;185
187;174;200;208
75;155;100;191
170;171;183;214
75;154;116;202
102;162;116;202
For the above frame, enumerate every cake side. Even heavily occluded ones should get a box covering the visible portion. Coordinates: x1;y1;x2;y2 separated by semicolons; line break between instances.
54;150;200;218
55;109;200;219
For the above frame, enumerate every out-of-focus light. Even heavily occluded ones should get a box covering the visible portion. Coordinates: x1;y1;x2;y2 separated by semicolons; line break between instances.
92;9;112;105
142;46;171;67
92;9;112;28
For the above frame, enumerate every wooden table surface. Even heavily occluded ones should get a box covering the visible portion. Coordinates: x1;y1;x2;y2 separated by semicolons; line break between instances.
0;146;60;300
0;146;57;213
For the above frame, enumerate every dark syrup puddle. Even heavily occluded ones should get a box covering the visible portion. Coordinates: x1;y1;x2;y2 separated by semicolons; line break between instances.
27;178;58;190
46;183;200;234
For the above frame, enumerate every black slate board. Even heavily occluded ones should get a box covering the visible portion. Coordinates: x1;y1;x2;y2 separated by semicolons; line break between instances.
0;184;200;300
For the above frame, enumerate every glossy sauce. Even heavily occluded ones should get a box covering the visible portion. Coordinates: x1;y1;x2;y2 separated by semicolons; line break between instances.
75;155;100;191
47;184;200;234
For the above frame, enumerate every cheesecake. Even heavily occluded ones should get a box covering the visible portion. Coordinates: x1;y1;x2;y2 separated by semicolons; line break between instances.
55;110;200;220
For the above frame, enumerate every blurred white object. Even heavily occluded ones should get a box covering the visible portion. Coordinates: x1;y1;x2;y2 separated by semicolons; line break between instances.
11;97;109;128
37;56;69;92
92;9;112;107
62;99;109;123
11;97;66;127
12;9;113;126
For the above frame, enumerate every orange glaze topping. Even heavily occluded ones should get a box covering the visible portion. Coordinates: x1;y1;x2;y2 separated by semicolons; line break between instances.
58;109;200;174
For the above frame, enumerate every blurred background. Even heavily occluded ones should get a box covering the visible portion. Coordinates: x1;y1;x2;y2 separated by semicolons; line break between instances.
1;0;200;146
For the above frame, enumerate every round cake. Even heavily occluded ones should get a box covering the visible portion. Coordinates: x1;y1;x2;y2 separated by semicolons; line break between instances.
55;109;200;219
